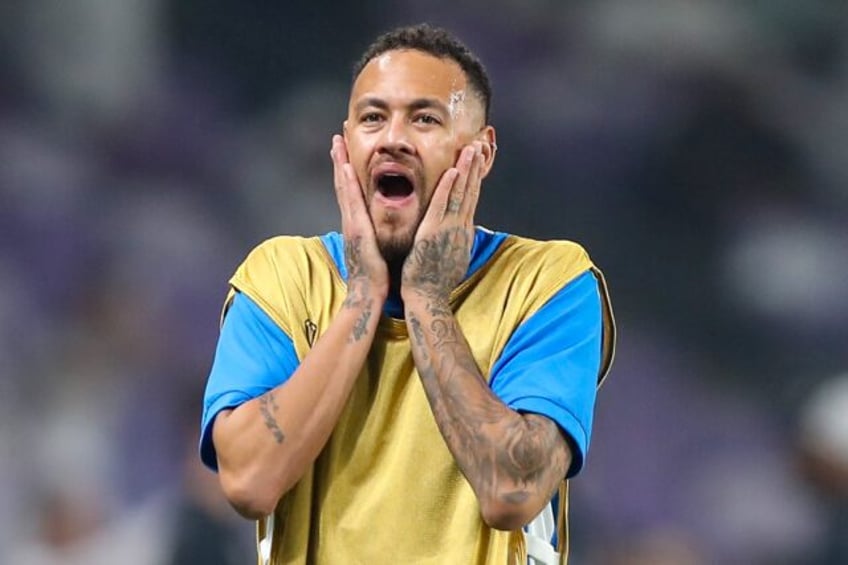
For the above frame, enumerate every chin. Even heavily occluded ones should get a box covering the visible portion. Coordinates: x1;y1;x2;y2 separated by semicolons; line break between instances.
373;206;425;266
377;230;415;265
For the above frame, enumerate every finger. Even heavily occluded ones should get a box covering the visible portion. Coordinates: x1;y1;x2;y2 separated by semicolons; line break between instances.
460;142;483;221
331;135;348;194
447;145;475;215
425;167;460;223
331;137;352;225
342;163;369;225
335;134;350;163
332;140;378;249
333;138;364;233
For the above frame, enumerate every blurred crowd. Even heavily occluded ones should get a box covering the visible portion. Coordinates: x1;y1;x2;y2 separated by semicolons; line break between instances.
1;1;846;563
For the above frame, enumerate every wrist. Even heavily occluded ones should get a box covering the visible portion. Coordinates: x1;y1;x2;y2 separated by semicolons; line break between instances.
345;278;389;308
401;290;449;312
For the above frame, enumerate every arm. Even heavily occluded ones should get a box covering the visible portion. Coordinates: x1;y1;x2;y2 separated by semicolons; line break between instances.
402;143;571;530
405;297;571;531
211;136;388;519
213;283;383;519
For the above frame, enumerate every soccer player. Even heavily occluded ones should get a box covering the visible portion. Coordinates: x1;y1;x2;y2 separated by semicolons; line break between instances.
200;23;615;564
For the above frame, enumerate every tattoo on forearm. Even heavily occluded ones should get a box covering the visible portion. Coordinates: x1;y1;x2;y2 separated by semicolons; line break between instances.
349;300;373;342
409;314;425;346
408;305;568;509
258;391;285;444
496;414;567;501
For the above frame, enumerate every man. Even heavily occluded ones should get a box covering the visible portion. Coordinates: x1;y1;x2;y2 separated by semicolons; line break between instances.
200;24;615;564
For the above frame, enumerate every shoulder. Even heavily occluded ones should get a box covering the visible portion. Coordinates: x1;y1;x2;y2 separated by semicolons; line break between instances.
241;234;329;265
509;236;615;383
492;234;595;290
233;233;340;282
459;232;598;325
503;234;591;261
228;233;342;332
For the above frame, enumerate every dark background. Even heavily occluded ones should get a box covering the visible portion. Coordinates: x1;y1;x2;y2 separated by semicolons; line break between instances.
1;1;847;563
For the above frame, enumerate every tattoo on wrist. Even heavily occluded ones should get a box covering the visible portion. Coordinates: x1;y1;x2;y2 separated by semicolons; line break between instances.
258;391;285;444
344;280;369;309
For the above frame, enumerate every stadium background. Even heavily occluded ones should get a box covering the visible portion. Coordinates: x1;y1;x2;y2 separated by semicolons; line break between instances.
1;1;846;563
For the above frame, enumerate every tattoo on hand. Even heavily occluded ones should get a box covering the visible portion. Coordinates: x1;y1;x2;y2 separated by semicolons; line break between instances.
409;314;429;363
258;391;285;444
403;227;471;300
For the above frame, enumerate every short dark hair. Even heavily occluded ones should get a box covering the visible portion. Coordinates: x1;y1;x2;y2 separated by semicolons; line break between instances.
352;23;492;123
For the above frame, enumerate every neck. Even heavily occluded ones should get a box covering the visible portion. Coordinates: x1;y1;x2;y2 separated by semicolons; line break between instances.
387;258;404;298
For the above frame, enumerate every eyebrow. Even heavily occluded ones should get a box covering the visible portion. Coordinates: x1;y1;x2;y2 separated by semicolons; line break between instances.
353;96;450;116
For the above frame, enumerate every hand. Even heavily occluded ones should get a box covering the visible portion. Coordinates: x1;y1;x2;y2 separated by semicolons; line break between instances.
401;142;484;304
331;135;390;304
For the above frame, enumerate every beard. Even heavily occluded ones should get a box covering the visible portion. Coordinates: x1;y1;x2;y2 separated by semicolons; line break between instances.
374;202;428;283
376;219;419;266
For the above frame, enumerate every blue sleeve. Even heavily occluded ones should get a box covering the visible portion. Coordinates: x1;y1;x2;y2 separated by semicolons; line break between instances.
199;292;300;471
489;270;603;478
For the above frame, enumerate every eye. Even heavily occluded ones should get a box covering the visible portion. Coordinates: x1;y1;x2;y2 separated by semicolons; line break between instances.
414;114;441;126
360;112;384;123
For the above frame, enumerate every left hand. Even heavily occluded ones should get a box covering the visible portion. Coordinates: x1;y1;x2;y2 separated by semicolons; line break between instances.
401;142;484;304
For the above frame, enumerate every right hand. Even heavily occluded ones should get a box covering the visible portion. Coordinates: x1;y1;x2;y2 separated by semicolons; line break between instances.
331;135;390;304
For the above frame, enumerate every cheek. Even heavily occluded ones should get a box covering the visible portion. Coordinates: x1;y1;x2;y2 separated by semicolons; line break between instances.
346;140;372;185
422;141;460;180
346;138;367;164
346;129;373;155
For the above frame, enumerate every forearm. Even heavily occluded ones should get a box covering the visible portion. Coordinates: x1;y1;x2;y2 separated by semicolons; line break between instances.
213;286;383;518
404;296;570;530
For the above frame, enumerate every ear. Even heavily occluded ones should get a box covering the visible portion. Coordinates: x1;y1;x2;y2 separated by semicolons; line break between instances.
342;120;350;142
476;126;497;180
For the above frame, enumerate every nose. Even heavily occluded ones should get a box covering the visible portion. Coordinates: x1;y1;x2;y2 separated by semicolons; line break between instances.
377;114;415;156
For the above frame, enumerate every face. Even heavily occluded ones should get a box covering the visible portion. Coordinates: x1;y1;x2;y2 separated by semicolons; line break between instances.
344;49;494;263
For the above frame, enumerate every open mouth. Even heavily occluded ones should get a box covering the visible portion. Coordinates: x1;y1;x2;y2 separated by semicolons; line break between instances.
376;173;415;200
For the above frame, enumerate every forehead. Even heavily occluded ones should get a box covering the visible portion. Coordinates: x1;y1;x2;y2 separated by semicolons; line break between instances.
350;49;470;109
